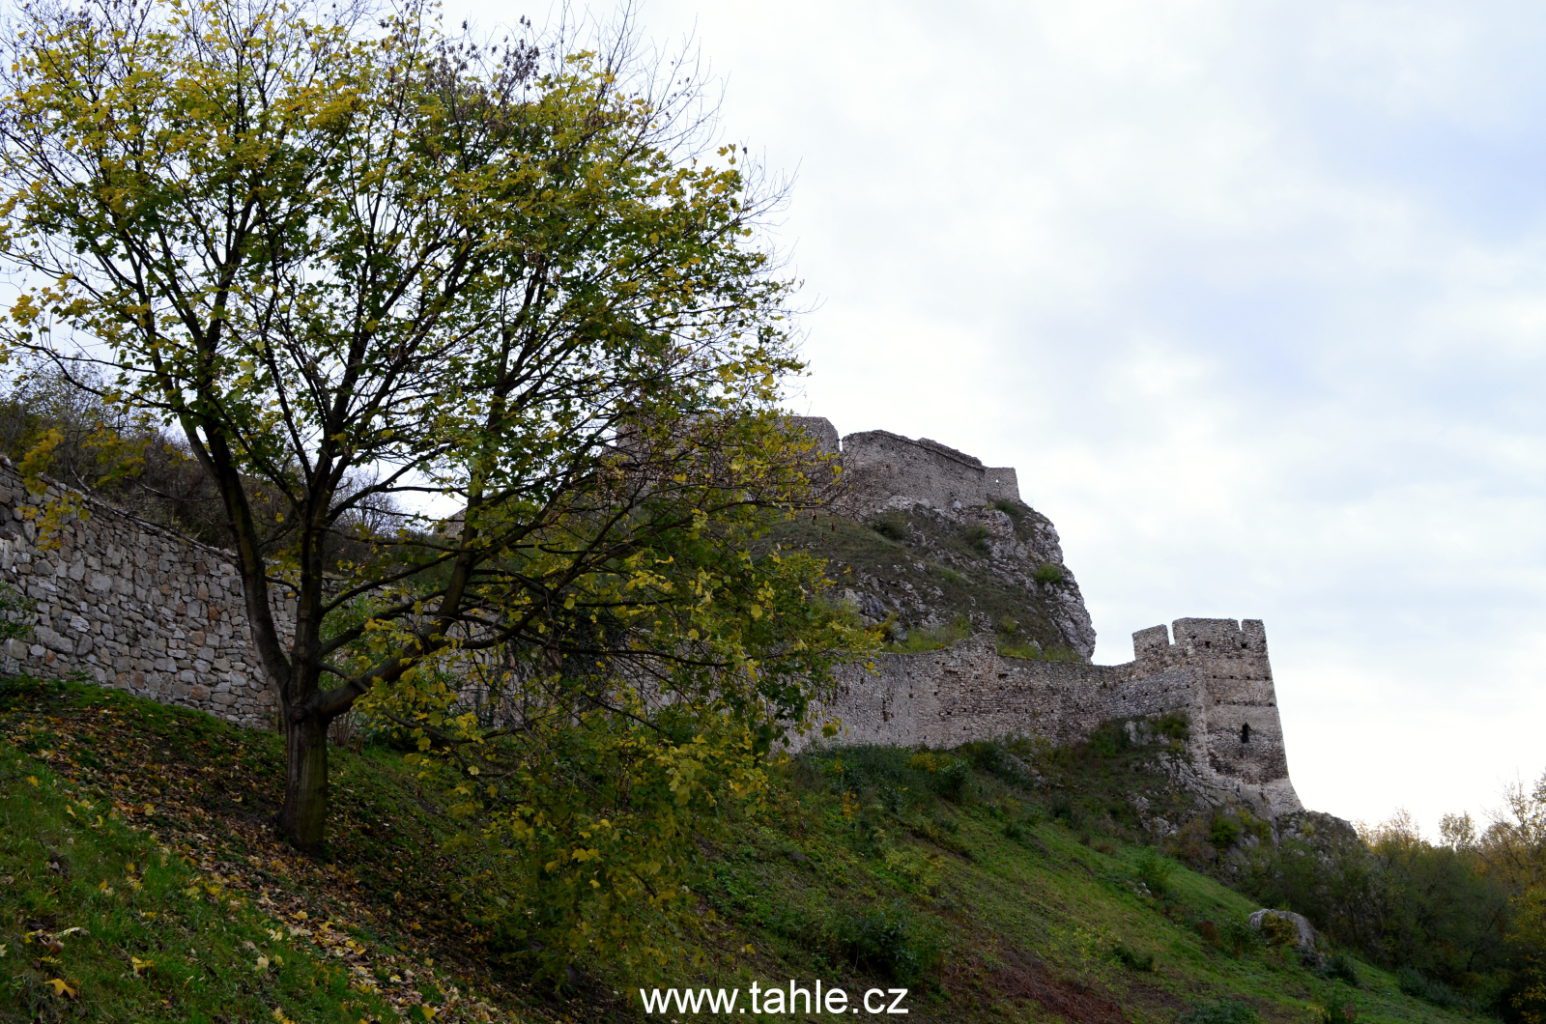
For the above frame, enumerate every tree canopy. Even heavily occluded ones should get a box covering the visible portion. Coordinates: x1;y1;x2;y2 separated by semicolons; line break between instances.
0;0;861;931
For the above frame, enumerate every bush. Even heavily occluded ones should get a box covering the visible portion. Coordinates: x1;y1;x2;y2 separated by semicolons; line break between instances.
989;497;1023;520
958;740;1034;786
1032;563;1065;585
0;581;34;644
1112;943;1154;972
1396;967;1466;1009
961;523;991;556
1318;951;1361;987
1313;1005;1356;1024
870;511;908;542
888;615;970;653
881;847;941;895
930;759;971;803
1176;1001;1259;1024
1256;913;1302;950
1135;847;1178;897
996;639;1043;660
1208;812;1244;850
1195;918;1264;958
831;904;942;986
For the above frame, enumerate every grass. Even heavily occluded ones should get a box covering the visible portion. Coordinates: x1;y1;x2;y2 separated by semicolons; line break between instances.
887;614;973;653
0;736;399;1023
0;675;1504;1023
770;509;1081;656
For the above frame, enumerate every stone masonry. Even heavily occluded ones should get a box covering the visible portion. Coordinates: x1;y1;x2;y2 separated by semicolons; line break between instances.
840;428;1020;512
803;619;1302;818
0;458;283;728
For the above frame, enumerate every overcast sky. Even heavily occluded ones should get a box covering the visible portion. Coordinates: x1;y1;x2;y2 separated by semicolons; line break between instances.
453;0;1546;832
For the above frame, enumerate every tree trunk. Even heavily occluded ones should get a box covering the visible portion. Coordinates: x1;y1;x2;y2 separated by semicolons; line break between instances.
279;711;329;852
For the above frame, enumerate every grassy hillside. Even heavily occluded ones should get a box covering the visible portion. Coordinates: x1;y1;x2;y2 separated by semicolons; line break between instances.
0;675;1498;1023
769;505;1091;659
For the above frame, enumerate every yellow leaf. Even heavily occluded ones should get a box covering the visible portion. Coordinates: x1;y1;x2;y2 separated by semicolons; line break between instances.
46;977;77;999
130;955;153;976
25;776;38;787
255;954;270;972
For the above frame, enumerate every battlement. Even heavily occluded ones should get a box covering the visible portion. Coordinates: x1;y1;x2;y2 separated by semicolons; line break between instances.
785;416;1023;510
1133;618;1269;661
813;613;1302;819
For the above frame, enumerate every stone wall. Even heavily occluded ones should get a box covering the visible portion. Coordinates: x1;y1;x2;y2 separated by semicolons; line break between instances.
786;417;1022;511
0;459;283;728
841;429;1023;510
804;617;1302;817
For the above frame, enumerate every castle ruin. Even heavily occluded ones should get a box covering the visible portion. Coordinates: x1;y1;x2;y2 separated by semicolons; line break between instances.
0;420;1305;818
786;418;1302;818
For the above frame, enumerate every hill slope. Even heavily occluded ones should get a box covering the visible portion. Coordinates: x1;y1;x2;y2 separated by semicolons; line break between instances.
0;675;1496;1024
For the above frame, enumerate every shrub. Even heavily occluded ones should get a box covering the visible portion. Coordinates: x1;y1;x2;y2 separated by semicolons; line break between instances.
1032;562;1065;584
831;904;942;986
901;750;971;803
996;639;1043;660
1256;913;1302;950
1112;943;1155;972
882;847;942;895
958;740;1034;786
0;580;34;644
1197;918;1264;958
1208;812;1244;850
1152;711;1190;743
961;523;991;556
1396;967;1466;1009
989;497;1023;520
1176;1001;1259;1024
1318;951;1361;987
870;511;909;542
1134;847;1178;897
1314;1005;1357;1024
931;759;971;803
888;615;970;653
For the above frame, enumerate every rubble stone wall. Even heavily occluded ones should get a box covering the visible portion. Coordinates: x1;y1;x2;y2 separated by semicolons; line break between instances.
804;618;1302;817
0;459;284;729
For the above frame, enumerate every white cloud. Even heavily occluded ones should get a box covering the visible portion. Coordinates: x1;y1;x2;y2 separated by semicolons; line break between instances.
456;0;1546;830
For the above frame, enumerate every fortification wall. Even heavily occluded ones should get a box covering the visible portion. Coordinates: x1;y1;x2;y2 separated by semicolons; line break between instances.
807;618;1302;817
840;429;1022;510
783;417;1022;511
0;460;282;728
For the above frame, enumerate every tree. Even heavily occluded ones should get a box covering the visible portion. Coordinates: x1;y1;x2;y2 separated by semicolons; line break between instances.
0;0;856;853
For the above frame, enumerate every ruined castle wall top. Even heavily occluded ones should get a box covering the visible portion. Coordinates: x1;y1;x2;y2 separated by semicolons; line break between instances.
781;417;1024;511
840;429;1021;509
